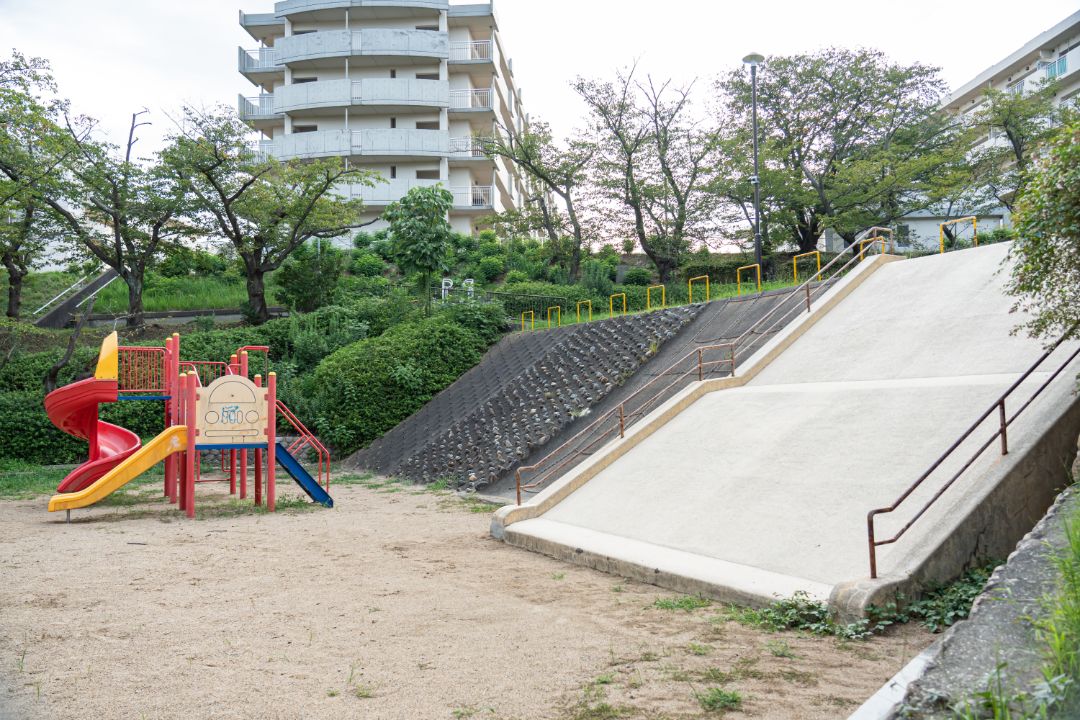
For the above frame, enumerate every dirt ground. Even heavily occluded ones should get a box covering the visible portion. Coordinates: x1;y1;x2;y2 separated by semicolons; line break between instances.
0;476;932;720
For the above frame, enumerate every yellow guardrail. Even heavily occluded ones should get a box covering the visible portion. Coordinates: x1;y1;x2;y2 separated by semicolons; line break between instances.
939;216;978;254
857;238;887;260
576;300;592;323
546;305;561;328
646;284;666;310
792;250;820;284
688;275;710;303
609;293;627;317
736;264;761;296
520;310;534;332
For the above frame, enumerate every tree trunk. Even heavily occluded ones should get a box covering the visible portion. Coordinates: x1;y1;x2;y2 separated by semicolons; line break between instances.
2;253;26;319
654;257;677;285
245;267;270;325
125;272;144;328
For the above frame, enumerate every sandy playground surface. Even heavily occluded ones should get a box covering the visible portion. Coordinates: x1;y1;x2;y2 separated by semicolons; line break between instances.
0;475;931;719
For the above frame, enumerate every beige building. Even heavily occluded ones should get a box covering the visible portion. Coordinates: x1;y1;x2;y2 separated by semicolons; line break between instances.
238;0;530;235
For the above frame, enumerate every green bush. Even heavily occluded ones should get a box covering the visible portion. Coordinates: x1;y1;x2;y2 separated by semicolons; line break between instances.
437;301;508;345
157;245;230;278
478;240;503;258
582;259;614;296
312;315;492;455
0;391;86;464
622;267;653;286
476;256;505;283
504;269;528;284
349;251;386;278
277;241;347;312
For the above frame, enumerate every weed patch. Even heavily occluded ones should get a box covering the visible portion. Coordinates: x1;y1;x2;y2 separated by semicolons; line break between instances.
695;686;742;713
653;595;711;612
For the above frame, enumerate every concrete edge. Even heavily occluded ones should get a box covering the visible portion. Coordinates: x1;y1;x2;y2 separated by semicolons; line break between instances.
847;639;943;720
830;369;1080;620
491;254;902;539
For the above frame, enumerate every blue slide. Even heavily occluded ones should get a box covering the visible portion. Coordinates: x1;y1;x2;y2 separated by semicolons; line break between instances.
275;444;334;508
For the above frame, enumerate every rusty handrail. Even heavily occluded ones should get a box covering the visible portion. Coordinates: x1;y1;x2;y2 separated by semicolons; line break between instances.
513;239;887;504
866;324;1080;578
276;399;332;491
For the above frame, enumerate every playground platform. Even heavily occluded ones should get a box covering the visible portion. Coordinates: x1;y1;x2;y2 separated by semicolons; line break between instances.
493;244;1080;615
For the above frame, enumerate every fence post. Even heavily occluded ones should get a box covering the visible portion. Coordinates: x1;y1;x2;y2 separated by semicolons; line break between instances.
805;285;811;313
867;515;878;579
697;349;703;381
999;401;1008;455
618;405;625;439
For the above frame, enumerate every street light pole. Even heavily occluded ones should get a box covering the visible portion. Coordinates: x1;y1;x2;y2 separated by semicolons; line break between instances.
743;53;765;271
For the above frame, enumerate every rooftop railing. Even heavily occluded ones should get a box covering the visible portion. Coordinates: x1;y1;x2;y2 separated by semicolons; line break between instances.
450;40;492;61
450;88;492;109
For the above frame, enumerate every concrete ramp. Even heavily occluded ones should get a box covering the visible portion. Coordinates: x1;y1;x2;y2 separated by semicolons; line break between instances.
492;244;1080;613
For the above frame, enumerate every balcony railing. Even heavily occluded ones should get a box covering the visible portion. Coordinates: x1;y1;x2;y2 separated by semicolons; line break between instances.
238;94;278;120
239;46;281;72
452;185;492;208
344;178;442;204
449;88;492;110
449;136;494;157
449;40;492;61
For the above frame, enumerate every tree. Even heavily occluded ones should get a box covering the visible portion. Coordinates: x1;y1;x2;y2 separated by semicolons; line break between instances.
574;67;721;282
1;196;64;318
383;184;454;314
968;84;1060;212
276;240;345;313
486;120;593;281
1006;119;1080;341
715;48;955;252
164;105;378;324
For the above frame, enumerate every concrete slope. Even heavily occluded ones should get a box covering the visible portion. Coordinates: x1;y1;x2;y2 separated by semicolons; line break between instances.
494;244;1080;611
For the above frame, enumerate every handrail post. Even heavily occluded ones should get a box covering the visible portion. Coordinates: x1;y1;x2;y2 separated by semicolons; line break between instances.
998;401;1008;455
697;349;703;381
618;404;625;439
805;284;811;313
515;469;522;506
867;514;878;579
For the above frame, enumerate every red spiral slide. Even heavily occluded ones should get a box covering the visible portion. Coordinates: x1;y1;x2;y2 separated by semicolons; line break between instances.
45;376;141;493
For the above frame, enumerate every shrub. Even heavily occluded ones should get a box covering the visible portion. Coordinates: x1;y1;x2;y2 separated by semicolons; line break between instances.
437;301;508;346
312;316;492;455
622;267;653;286
334;274;391;300
157;245;230;278
582;260;614;296
0;391;86;464
478;240;503;258
277;241;347;312
476;256;505;283
350;251;386;278
504;269;528;284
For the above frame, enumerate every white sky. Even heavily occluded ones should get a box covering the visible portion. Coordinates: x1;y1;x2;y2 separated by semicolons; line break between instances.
1;0;1077;154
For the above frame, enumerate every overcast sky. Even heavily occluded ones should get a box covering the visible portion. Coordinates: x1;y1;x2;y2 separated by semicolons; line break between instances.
1;0;1077;154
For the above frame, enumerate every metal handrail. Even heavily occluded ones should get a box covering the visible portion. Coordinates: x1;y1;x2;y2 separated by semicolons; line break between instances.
117;346;167;393
32;274;90;316
276;400;331;491
513;239;888;503
866;323;1080;578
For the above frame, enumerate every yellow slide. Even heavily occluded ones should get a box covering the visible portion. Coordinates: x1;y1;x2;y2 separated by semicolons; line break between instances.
48;426;188;512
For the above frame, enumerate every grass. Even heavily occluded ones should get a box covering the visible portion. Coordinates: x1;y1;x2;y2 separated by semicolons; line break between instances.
0;460;165;500
92;274;278;314
687;643;712;656
765;639;796;659
695;687;742;713
653;595;711;612
0;270;82;318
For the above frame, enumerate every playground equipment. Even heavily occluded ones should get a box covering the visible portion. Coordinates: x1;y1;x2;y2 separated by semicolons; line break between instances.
940;217;978;253
736;264;761;296
45;331;333;520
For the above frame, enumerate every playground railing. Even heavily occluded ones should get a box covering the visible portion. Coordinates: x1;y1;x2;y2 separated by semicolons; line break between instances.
180;361;232;387
118;346;167;393
514;239;889;504
276;400;332;491
865;323;1080;579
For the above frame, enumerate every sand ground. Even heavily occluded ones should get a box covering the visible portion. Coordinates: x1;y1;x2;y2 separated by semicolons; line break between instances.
0;476;931;720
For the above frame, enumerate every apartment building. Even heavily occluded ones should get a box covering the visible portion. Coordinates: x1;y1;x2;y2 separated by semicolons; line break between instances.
237;0;530;236
892;9;1080;250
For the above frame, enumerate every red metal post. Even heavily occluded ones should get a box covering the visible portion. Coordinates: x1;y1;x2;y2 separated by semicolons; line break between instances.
185;371;197;518
239;351;248;499
163;336;174;499
177;372;187;512
254;374;263;506
267;372;277;512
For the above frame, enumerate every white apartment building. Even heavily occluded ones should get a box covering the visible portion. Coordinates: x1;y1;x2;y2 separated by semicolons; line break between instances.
237;0;530;235
894;9;1080;250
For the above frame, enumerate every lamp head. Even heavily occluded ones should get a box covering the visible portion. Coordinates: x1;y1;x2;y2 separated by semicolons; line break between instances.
742;52;765;67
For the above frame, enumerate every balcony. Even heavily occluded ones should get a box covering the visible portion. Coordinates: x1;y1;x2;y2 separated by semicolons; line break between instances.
239;46;281;72
452;185;493;210
449;136;494;158
275;28;448;66
263;128;448;160
449;40;492;62
273;78;447;113
274;0;447;14
238;94;281;122
343;177;442;206
449;88;492;111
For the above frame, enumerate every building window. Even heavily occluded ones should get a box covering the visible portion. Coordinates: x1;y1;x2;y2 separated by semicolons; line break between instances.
292;76;317;84
416;169;440;180
415;120;439;130
1008;79;1024;96
416;72;439;81
415;25;438;31
390;117;397;128
1044;56;1067;79
390;166;397;179
292;124;317;133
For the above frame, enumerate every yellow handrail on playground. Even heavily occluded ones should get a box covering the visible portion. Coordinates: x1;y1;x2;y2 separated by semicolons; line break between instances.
646;284;666;310
857;238;887;261
576;300;592;323
520;310;534;332
792;251;821;284
939;216;978;254
688;275;710;303
609;293;627;317
736;264;761;296
546;306;561;328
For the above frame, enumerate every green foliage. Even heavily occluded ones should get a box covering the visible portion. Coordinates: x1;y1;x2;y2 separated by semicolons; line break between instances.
622;267;653;286
384;185;455;313
476;255;505;283
695;687;742;712
156;245;230;278
0;390;85;463
276;241;346;313
311;314;493;455
653;595;711;612
504;269;528;284
731;592;875;640
1008;120;1080;341
582;259;614;296
92;273;264;314
906;563;996;633
680;254;758;285
349;251;386;278
437;301;508;346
